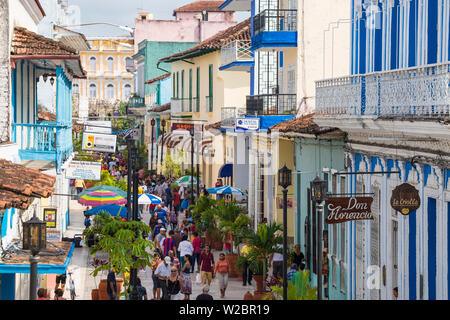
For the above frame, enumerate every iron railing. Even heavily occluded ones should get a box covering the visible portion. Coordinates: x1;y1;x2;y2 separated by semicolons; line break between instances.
253;9;297;35
220;40;252;67
315;62;450;118
128;96;145;107
205;96;213;113
171;98;192;113
246;94;297;115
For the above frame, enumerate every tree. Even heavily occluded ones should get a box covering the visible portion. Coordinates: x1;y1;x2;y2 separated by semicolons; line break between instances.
82;211;155;299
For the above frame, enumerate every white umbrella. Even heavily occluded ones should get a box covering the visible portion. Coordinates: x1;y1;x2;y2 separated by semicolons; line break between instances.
138;193;162;205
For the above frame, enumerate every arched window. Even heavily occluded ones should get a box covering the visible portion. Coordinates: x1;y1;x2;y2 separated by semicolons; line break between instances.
107;56;114;71
72;83;79;94
89;56;97;71
89;83;97;98
125;56;133;70
106;84;115;100
123;84;132;100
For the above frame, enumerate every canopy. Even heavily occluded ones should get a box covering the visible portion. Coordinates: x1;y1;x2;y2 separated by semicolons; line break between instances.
138;193;162;205
206;186;244;195
218;163;233;178
85;204;133;218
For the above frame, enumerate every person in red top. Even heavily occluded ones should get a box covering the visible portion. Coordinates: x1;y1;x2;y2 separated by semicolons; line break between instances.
214;253;231;298
199;244;215;286
172;188;181;214
191;232;202;273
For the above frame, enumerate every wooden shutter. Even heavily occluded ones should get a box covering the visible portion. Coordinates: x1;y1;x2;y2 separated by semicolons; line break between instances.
196;67;200;112
208;64;213;112
189;69;192;111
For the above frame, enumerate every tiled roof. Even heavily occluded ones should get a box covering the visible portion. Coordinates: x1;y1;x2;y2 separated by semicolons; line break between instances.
12;27;78;56
148;103;171;113
145;73;171;85
160;18;250;62
38;109;56;122
0;159;56;210
174;1;225;13
205;121;222;130
269;113;341;136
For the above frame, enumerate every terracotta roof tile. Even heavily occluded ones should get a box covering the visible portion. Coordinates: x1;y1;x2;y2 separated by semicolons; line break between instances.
160;18;250;62
269;113;340;136
174;1;225;13
144;73;171;85
38;109;56;122
12;27;78;56
148;103;171;113
0;159;56;210
205;121;222;130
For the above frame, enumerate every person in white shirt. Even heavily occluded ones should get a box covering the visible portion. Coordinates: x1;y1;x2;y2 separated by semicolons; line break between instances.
178;234;194;270
179;185;185;200
154;256;172;300
269;244;284;279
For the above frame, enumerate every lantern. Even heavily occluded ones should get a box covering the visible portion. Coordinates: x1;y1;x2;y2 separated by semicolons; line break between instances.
151;118;156;127
310;176;328;203
50;77;55;86
189;126;195;137
22;216;47;255
278;164;292;189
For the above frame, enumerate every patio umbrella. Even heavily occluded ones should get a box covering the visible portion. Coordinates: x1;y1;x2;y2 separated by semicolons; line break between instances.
77;185;127;207
138;193;162;205
85;204;129;218
206;186;245;195
175;176;204;187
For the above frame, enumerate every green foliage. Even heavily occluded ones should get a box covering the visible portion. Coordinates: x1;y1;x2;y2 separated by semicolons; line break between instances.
95;170;127;192
190;196;218;232
262;276;318;300
82;211;155;298
162;154;181;178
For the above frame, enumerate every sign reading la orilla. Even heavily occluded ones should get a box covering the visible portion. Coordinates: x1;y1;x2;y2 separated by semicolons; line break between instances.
325;197;374;224
82;132;117;153
390;183;421;216
66;160;102;181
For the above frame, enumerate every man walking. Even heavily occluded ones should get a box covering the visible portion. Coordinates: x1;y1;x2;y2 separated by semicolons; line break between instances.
154;256;172;300
199;245;215;286
161;230;177;258
107;269;117;300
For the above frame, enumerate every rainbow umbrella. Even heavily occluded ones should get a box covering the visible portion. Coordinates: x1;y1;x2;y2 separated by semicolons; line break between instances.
77;185;127;207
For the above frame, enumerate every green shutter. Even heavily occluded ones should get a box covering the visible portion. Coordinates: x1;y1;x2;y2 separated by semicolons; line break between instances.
172;73;175;98
196;67;200;112
208;64;213;112
189;69;193;112
176;72;179;98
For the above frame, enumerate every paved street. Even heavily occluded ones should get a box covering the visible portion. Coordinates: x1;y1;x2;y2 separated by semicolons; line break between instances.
63;200;254;300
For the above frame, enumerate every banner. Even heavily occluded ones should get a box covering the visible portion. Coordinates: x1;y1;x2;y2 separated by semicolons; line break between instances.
390;183;421;215
325;197;374;224
44;208;57;228
66;160;102;180
82;132;117;153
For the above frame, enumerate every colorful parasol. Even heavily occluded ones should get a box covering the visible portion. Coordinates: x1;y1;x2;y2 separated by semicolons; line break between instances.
77;185;127;207
138;193;162;205
206;186;245;195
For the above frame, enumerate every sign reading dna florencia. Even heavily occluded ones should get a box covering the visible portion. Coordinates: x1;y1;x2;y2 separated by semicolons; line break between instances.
325;197;374;224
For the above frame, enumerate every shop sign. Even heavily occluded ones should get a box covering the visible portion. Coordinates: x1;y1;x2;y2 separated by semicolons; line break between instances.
65;160;102;181
82;132;117;153
46;230;61;241
172;123;193;131
325;197;374;224
390;183;421;216
235;118;260;131
84;120;112;134
44;208;57;228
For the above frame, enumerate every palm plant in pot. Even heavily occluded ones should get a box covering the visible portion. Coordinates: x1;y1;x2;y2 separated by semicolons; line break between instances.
190;195;217;242
238;222;283;298
215;199;251;277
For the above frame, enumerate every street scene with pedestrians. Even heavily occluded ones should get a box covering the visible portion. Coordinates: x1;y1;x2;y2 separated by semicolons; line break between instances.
0;0;449;303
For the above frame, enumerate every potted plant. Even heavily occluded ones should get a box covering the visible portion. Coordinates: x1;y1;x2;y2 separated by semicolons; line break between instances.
215;200;251;277
263;269;317;300
83;211;156;299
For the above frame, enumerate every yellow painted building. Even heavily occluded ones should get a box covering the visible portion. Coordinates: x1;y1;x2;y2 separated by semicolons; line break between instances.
74;37;135;118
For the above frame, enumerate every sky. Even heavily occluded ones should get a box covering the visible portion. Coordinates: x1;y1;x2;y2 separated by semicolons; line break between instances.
68;0;249;37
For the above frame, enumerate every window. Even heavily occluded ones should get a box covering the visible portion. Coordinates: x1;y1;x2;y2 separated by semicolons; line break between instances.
340;176;346;294
172;73;176;98
72;83;79;94
208;64;213;112
106;84;115;100
89;83;97;98
125;57;133;71
196;67;200;112
107;57;114;71
89;57;97;71
123;84;132;100
176;72;179;98
189;69;192;111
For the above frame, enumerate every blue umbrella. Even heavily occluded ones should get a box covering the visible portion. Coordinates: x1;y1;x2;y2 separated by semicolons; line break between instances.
138;193;162;205
206;186;245;195
85;204;140;219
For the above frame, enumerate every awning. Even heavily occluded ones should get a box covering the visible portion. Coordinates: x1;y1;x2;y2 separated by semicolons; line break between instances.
219;163;233;178
0;241;75;274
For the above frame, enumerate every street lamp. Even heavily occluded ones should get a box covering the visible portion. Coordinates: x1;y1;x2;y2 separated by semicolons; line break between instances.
160;119;166;177
22;214;47;300
150;119;156;176
190;126;195;204
278;164;292;301
310;175;328;300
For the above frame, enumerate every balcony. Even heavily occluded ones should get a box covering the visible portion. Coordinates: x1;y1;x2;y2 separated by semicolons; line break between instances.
128;96;145;108
252;9;298;51
220;40;253;71
246;94;297;115
205;96;213;113
221;107;247;128
315;62;450;118
171;98;193;114
12;123;73;163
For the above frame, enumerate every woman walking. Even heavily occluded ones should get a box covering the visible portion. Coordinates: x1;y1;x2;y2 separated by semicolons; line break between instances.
214;252;230;298
167;267;182;300
181;255;192;300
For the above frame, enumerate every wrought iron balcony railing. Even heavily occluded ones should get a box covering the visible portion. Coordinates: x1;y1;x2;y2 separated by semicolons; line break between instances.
253;9;297;35
246;94;297;115
171;98;192;114
128;96;145;107
221;107;247;127
220;40;252;67
205;96;213;113
315;62;450;118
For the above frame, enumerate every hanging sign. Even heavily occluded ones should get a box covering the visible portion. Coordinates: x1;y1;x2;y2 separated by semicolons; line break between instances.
43;208;57;228
235;118;260;131
390;183;421;216
65;160;102;180
82;132;117;153
325;197;374;224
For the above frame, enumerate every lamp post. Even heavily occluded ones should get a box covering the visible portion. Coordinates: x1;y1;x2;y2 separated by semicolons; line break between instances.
278;164;292;301
190;126;195;204
310;175;328;300
126;137;134;221
22;213;47;300
160;119;166;177
150;118;155;176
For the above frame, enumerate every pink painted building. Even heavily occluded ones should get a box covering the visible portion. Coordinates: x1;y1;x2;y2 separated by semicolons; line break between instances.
133;1;237;53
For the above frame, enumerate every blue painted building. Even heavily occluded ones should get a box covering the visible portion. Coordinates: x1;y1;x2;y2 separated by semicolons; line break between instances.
315;0;450;300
